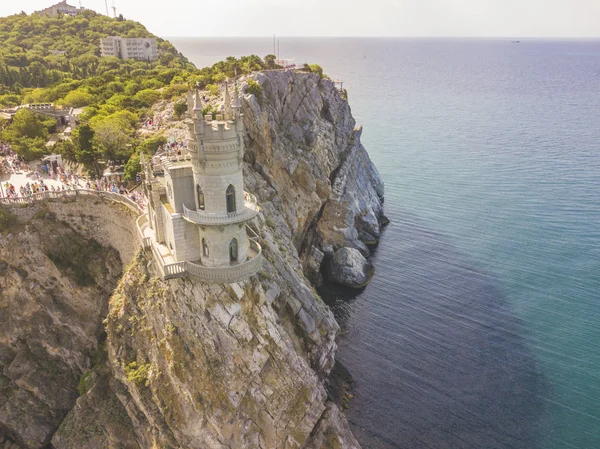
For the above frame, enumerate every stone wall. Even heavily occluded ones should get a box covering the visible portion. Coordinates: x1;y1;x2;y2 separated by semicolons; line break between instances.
4;196;139;266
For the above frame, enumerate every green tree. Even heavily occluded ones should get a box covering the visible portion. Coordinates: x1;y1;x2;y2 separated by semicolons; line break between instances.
55;138;77;162
173;101;187;119
73;124;101;177
264;54;277;69
59;89;94;107
124;151;141;181
4;108;47;140
90;110;136;160
133;88;161;107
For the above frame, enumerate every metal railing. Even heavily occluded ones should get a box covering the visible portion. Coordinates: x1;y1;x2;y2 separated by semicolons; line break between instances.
1;187;262;283
0;188;144;215
183;241;263;283
181;192;259;225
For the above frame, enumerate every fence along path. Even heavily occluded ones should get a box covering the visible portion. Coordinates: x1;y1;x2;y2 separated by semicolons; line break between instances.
0;188;144;215
1;188;263;282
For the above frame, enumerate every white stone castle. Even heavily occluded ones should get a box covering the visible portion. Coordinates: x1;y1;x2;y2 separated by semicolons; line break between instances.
139;84;262;283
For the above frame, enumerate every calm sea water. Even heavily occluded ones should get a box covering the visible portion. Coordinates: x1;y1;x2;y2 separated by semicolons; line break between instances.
169;38;600;449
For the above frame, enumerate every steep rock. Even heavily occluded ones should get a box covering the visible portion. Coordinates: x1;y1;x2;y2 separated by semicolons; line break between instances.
241;71;385;288
326;247;374;289
102;252;331;448
0;204;130;449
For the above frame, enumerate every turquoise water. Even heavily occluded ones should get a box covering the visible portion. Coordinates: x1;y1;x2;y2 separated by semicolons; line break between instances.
171;38;600;448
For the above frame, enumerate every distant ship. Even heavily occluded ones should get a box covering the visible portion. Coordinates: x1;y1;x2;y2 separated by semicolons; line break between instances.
511;40;521;44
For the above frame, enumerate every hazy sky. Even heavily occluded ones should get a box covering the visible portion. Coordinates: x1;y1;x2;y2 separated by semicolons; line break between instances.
4;0;600;37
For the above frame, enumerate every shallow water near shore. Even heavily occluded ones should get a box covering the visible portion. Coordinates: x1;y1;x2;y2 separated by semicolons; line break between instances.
170;37;600;448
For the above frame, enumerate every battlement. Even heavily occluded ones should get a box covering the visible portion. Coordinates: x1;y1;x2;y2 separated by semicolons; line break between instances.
204;119;241;142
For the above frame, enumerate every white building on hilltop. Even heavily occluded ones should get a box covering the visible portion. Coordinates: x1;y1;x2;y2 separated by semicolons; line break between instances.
139;84;262;283
100;36;158;61
36;1;82;17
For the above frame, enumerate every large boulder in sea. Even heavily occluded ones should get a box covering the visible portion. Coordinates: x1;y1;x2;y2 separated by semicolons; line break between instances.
327;247;374;288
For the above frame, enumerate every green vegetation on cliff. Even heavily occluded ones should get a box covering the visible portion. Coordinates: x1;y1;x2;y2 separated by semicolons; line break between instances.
0;9;283;173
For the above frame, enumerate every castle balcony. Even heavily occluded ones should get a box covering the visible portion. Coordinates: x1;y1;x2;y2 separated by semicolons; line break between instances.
181;192;259;226
183;239;263;283
138;216;263;283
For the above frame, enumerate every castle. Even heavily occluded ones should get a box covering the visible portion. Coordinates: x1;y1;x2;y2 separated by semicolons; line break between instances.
139;84;262;283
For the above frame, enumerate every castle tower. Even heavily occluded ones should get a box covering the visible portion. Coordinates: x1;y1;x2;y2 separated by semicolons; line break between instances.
182;82;261;275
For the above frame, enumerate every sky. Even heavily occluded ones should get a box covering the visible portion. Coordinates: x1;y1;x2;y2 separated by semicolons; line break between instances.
3;0;600;38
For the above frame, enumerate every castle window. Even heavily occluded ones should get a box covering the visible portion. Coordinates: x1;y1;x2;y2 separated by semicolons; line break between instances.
202;238;209;257
229;238;238;263
226;184;236;213
197;184;205;210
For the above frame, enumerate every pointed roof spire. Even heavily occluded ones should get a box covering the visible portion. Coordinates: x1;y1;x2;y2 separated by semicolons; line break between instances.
232;82;242;109
223;81;232;117
193;89;203;111
187;89;194;115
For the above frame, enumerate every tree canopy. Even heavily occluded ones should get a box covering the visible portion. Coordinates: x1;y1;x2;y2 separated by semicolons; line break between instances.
0;10;296;177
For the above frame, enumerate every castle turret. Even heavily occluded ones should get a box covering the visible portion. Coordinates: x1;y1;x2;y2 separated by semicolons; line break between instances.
182;84;261;275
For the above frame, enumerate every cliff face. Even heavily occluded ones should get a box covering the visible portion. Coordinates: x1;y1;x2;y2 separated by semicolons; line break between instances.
0;202;133;449
0;71;382;449
242;71;385;286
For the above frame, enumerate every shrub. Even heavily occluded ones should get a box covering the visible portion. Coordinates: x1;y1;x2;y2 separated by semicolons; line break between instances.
202;104;218;119
245;79;262;99
0;207;18;232
161;83;188;100
133;89;161;108
308;64;324;78
125;361;151;386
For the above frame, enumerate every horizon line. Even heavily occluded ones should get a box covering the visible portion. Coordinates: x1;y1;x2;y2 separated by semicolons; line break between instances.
163;35;600;39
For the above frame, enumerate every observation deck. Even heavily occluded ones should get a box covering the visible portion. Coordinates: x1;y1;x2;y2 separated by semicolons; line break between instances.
137;214;262;283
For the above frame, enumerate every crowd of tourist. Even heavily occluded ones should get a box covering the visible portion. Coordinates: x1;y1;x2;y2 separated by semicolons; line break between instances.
0;144;146;210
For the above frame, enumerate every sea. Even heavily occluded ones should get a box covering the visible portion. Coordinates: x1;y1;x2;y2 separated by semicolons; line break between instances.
169;37;600;449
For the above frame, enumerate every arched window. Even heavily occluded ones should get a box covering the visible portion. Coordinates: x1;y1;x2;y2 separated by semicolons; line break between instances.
229;238;238;263
197;184;205;210
226;184;236;213
202;238;209;257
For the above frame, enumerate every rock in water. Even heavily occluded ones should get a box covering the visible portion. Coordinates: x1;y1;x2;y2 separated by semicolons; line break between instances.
327;247;374;288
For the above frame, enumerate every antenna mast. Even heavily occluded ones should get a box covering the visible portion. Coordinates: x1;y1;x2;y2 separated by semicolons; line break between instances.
104;0;109;16
112;0;117;18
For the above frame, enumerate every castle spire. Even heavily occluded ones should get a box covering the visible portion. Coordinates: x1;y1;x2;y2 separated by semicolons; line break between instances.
232;82;242;110
193;89;203;119
187;89;194;116
232;82;242;121
223;82;232;120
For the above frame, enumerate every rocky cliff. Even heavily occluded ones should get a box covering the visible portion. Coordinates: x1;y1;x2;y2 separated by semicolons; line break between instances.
0;71;383;448
0;200;137;449
242;71;385;287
